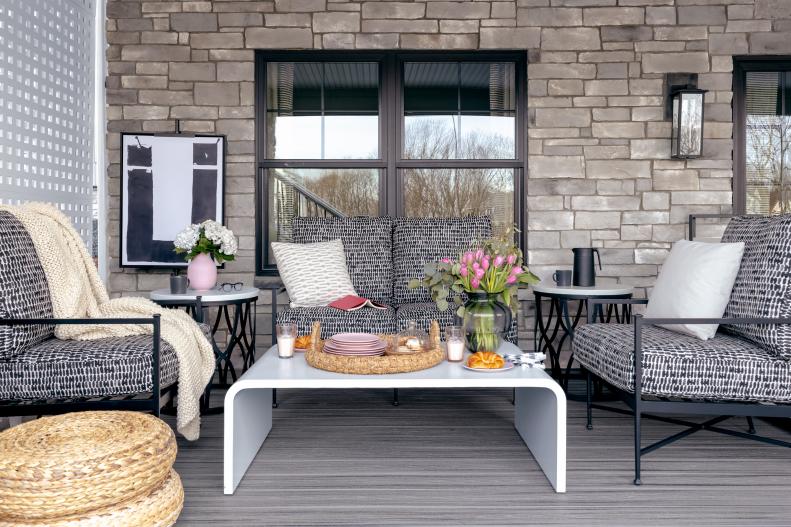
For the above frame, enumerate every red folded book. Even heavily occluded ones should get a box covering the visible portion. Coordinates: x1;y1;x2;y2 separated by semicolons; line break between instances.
329;295;388;312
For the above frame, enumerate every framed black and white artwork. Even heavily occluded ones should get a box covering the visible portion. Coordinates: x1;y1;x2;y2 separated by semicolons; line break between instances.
120;133;225;268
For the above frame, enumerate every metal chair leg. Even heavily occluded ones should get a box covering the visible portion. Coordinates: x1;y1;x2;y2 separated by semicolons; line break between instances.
586;369;593;430
511;388;515;405
392;388;399;406
634;406;642;486
272;388;278;408
747;416;756;434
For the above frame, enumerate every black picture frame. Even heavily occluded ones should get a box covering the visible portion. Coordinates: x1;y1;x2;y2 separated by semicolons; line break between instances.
120;132;227;269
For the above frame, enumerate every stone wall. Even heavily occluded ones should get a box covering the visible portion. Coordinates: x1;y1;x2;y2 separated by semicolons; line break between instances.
106;0;789;345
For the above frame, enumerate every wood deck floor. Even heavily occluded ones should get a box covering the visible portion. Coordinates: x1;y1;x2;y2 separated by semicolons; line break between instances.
169;386;791;526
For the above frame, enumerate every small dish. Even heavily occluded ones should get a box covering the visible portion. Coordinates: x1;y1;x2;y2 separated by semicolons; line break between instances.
461;361;515;373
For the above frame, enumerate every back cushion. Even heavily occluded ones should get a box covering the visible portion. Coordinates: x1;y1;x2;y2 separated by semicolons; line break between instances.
393;216;492;305
721;215;791;359
0;211;55;358
292;216;393;304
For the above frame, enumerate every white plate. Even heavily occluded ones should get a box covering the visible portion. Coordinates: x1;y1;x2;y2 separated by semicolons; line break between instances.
461;361;514;373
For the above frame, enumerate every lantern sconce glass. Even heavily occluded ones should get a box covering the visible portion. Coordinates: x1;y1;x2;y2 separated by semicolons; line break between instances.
670;87;706;159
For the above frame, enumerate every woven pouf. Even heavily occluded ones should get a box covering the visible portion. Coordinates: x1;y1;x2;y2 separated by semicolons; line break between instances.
0;469;184;527
0;411;177;521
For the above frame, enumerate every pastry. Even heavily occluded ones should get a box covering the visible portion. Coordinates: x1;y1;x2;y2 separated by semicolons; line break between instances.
295;335;312;349
467;351;505;369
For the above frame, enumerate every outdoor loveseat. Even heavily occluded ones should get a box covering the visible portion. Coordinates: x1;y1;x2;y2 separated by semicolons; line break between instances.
575;214;791;484
0;210;174;416
276;215;519;342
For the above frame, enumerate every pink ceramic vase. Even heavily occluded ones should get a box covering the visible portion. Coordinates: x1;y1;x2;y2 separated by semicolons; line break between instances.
187;252;217;291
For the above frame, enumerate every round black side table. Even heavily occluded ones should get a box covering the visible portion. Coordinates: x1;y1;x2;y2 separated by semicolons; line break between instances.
533;284;633;392
150;286;259;413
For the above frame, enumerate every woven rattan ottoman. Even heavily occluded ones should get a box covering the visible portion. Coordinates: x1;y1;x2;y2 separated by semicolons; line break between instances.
0;411;183;526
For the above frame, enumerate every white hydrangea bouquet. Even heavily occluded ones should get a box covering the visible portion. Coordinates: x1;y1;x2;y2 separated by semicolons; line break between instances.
173;220;238;263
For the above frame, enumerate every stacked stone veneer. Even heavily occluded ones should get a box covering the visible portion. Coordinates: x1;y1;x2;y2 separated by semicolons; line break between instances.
106;0;791;344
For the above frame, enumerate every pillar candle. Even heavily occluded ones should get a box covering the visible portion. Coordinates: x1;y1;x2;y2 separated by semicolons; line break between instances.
446;338;465;362
278;336;295;358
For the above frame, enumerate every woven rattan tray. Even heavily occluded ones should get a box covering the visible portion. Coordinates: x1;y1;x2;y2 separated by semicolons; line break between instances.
305;321;445;375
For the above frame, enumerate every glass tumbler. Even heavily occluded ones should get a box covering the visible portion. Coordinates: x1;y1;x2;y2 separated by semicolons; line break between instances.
276;323;298;358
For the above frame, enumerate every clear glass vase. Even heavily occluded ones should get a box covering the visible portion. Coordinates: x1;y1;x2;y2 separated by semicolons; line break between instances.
462;292;511;353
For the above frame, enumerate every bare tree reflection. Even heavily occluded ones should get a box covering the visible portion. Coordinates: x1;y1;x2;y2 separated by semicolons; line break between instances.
302;169;379;216
274;118;515;240
678;97;703;157
746;115;791;214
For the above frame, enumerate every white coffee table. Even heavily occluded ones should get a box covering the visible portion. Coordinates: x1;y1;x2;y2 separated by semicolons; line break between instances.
224;342;566;494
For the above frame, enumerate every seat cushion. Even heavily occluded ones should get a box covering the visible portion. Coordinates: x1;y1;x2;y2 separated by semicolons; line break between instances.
393;216;492;305
277;306;397;340
0;334;179;401
0;211;55;359
573;323;791;403
292;216;393;304
721;215;791;359
395;302;518;344
396;303;458;335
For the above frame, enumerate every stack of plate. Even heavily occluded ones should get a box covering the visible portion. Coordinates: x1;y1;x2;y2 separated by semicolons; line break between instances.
323;333;386;357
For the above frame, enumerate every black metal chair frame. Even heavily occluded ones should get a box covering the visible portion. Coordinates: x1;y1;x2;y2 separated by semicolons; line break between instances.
0;315;169;417
584;298;791;485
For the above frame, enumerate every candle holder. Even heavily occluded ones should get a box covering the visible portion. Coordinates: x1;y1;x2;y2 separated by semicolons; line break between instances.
276;322;298;359
445;325;465;362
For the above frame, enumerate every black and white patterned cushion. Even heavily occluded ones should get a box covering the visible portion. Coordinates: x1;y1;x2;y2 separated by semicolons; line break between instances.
277;306;397;340
0;334;179;401
395;302;459;335
721;215;791;359
271;239;357;307
392;216;492;305
395;302;518;343
573;323;791;403
0;211;54;359
292;217;394;304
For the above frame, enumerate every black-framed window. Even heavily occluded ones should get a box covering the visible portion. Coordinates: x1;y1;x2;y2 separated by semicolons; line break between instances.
735;58;791;215
255;51;527;275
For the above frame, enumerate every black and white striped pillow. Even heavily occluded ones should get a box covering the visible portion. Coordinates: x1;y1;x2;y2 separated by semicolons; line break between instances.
271;239;357;308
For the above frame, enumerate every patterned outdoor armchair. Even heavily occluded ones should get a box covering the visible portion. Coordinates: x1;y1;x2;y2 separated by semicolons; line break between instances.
0;211;175;417
574;214;791;485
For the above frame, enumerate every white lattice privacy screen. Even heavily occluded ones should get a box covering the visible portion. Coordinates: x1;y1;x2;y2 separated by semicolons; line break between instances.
0;0;96;248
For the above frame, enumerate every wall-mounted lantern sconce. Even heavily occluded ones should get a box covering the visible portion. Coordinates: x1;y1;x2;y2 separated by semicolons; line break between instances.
665;73;706;159
671;88;706;159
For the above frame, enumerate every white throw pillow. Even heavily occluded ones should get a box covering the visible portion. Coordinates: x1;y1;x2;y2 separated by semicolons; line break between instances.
271;239;357;308
644;239;745;340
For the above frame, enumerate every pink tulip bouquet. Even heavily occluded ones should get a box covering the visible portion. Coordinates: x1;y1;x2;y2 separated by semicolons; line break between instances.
408;228;539;316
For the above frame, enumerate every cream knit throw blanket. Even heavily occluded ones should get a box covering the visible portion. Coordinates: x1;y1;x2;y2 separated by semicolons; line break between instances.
2;203;215;440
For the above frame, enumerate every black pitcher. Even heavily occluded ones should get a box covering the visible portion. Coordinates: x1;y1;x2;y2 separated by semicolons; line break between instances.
572;248;602;287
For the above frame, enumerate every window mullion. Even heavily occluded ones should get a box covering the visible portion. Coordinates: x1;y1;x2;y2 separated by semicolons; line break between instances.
389;55;400;216
320;63;325;160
